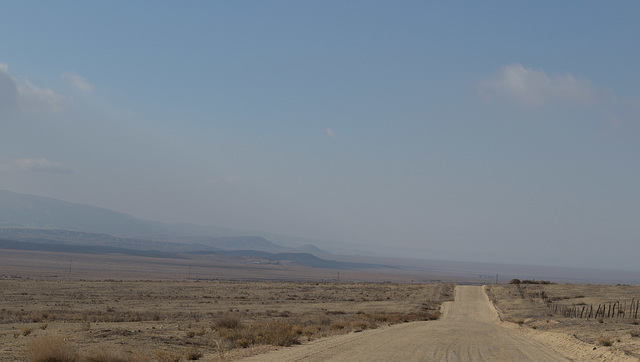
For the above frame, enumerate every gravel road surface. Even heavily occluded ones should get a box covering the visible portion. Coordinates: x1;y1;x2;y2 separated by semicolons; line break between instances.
240;285;573;361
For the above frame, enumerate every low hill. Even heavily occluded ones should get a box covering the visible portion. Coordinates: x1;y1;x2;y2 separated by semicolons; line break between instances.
0;190;327;255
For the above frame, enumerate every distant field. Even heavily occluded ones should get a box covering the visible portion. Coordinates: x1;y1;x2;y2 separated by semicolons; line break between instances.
5;247;640;286
487;283;640;358
0;248;474;283
0;279;453;361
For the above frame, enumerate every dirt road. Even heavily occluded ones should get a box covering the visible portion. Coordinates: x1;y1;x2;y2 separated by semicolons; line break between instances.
241;285;571;361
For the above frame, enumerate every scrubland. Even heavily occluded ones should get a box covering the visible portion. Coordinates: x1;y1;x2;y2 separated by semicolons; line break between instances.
486;283;640;358
0;279;453;361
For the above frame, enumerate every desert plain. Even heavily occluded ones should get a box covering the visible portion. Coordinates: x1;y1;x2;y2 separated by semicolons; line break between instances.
0;278;452;361
1;249;639;361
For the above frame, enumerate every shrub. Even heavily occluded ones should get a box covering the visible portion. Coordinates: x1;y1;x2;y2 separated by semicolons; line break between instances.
185;347;202;360
22;327;33;336
261;320;300;346
597;336;613;346
301;325;321;340
216;316;241;329
351;321;376;331
217;320;300;348
521;280;553;284
217;326;254;348
509;279;521;284
631;330;640;338
25;335;77;362
155;349;181;362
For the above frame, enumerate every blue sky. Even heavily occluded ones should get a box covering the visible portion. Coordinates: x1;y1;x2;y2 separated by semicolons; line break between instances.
1;1;639;270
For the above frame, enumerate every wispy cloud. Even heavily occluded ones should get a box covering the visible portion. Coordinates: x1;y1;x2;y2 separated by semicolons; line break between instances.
16;81;72;112
63;72;94;92
16;158;73;174
0;157;73;174
0;63;72;113
326;127;337;138
0;64;18;110
478;64;610;107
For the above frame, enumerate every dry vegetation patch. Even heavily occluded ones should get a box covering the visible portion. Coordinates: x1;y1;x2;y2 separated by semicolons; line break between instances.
486;283;640;358
0;279;453;361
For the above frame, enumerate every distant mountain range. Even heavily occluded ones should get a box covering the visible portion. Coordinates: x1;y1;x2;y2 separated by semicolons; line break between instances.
0;189;311;252
0;189;163;235
0;189;384;270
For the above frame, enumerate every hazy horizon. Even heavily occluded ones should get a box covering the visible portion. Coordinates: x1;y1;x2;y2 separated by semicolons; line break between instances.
2;2;640;272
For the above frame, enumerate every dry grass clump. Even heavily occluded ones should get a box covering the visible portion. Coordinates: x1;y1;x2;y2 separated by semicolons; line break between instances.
184;347;203;360
0;308;166;324
154;349;181;362
217;319;300;348
81;349;131;362
351;320;377;331
215;316;241;329
263;320;300;346
22;326;34;336
597;336;613;346
213;308;443;349
362;311;440;324
630;330;640;338
26;335;138;362
25;335;77;362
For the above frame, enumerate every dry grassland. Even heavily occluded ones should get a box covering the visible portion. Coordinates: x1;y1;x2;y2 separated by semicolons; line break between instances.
486;283;640;358
0;249;454;283
0;279;453;361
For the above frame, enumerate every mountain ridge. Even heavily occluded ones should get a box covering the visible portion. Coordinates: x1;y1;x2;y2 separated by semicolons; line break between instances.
0;189;328;255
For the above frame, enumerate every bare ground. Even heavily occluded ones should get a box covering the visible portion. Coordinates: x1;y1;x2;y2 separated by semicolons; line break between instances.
486;283;640;360
241;285;638;361
0;279;453;361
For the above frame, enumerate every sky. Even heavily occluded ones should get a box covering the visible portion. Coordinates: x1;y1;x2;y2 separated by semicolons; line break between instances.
1;1;640;271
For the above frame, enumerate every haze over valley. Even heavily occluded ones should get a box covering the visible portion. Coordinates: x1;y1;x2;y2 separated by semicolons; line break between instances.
3;4;640;361
2;2;640;278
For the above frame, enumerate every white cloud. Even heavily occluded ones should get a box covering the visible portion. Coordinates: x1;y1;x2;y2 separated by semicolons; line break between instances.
0;157;73;174
479;64;608;107
326;127;337;138
16;158;73;174
0;63;19;110
16;81;72;112
17;158;73;174
63;72;94;92
0;63;72;113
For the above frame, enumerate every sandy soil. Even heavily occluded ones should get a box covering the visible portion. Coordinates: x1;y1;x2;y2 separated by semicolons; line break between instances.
241;286;637;361
0;279;452;361
486;283;640;360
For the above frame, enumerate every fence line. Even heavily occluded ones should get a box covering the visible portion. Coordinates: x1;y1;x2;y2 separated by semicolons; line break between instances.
527;289;640;320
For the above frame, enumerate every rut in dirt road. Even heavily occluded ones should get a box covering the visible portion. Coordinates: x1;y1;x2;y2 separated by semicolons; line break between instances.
241;285;569;361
